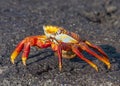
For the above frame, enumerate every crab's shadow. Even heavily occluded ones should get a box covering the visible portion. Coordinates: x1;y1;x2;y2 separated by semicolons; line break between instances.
27;49;54;65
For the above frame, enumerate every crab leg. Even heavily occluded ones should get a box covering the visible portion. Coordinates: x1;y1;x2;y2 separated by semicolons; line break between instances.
22;43;30;65
72;45;98;71
85;41;109;59
79;43;110;69
51;42;63;71
57;44;62;71
10;35;53;65
11;40;25;64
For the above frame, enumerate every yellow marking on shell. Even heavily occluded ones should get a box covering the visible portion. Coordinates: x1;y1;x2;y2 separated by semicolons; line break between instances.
43;25;59;34
38;35;47;38
38;35;47;41
10;51;19;64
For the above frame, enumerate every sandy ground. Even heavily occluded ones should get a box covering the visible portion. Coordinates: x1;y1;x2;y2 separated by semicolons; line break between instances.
0;0;120;86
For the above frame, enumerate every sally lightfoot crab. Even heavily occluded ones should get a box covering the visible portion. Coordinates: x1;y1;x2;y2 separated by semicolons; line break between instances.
11;25;110;71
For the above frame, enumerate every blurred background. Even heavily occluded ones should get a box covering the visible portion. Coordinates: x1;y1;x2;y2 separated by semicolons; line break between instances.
0;0;120;86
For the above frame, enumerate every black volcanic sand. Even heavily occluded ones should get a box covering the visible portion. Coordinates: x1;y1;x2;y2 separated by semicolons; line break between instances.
0;0;120;86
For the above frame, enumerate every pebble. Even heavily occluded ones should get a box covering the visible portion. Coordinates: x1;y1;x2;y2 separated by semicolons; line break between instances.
0;68;3;74
0;66;8;74
106;5;117;13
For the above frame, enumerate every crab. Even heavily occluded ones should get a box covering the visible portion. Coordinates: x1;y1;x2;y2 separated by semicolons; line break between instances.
11;25;110;71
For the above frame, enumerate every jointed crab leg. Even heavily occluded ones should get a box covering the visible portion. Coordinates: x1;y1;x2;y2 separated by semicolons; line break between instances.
72;45;98;71
22;43;30;65
79;42;110;69
11;40;25;64
57;44;62;71
85;41;109;59
56;43;98;71
55;42;110;71
50;42;63;71
85;41;110;66
10;35;52;65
